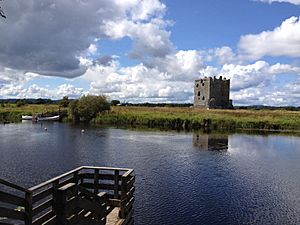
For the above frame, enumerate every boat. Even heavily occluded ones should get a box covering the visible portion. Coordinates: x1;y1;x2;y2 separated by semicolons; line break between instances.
37;115;60;121
21;115;60;121
21;115;33;120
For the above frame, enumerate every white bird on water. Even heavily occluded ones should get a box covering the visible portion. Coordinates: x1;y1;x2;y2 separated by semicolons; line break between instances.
44;127;48;131
81;129;85;134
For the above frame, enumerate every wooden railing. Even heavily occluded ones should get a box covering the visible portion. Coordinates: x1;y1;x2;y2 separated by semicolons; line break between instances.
0;166;135;225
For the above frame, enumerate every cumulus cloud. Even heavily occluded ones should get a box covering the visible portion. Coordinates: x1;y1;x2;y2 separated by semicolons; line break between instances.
258;0;300;5
0;0;169;78
239;16;300;59
82;53;201;102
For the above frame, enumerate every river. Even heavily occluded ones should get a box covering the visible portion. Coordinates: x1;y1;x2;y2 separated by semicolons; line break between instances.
1;122;300;224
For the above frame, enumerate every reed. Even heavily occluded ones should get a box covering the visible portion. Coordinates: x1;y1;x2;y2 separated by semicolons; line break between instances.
94;106;300;131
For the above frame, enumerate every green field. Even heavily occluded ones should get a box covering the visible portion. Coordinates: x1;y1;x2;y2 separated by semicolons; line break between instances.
95;106;300;131
1;104;300;131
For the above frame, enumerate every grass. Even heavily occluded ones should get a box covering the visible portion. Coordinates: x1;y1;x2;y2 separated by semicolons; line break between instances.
0;104;62;122
1;104;300;131
94;106;300;131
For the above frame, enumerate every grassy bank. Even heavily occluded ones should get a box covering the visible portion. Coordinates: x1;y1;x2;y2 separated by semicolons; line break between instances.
94;106;300;131
1;104;300;131
0;104;63;123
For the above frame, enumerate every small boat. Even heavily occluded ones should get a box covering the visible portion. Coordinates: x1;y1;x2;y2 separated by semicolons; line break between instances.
22;115;33;120
37;115;60;121
22;115;60;121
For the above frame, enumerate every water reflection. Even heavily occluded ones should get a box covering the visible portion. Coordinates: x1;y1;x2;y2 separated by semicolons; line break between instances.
193;133;228;151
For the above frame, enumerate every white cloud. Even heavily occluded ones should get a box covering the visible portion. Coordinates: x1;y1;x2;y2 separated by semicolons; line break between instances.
82;52;200;102
239;16;300;59
258;0;300;5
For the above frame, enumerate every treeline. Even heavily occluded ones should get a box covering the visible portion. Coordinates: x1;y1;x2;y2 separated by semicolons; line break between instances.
0;98;57;105
236;105;300;111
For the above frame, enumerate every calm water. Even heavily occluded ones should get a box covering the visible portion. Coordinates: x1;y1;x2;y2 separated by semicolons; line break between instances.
1;122;300;225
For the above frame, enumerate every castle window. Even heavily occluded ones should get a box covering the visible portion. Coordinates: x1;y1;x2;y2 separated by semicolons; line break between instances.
196;83;199;87
202;96;205;100
198;91;200;96
202;83;205;86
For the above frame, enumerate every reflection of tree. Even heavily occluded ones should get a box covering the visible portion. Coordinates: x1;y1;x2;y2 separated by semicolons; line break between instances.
0;0;6;19
193;133;228;151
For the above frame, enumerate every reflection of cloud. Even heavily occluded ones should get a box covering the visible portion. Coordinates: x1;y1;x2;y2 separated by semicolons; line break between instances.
193;133;228;151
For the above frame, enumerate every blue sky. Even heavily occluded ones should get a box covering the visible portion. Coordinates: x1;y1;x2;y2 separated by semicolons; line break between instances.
0;0;300;105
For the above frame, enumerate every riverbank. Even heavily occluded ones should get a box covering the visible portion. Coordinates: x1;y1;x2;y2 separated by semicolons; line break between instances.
94;106;300;131
0;104;64;122
1;104;300;131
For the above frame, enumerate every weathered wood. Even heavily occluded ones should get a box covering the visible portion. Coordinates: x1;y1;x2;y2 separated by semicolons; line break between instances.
1;166;135;225
0;206;24;220
32;198;53;216
32;187;52;203
32;210;55;225
81;182;122;191
0;190;25;206
94;169;99;195
24;191;33;225
0;178;30;193
114;170;120;199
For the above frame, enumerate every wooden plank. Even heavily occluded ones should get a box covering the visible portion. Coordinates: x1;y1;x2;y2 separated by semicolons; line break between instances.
0;207;24;221
114;170;119;199
126;187;135;200
81;166;130;172
32;187;52;203
81;182;121;191
32;199;53;216
122;169;134;178
0;190;25;206
0;179;30;193
32;210;55;225
125;197;134;214
126;177;135;190
79;173;121;181
29;167;84;191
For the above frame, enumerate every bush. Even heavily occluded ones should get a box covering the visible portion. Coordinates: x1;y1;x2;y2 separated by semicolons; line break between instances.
69;95;110;122
59;96;70;108
16;99;26;107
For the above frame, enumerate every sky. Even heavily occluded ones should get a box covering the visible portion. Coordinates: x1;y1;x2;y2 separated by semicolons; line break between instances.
0;0;300;106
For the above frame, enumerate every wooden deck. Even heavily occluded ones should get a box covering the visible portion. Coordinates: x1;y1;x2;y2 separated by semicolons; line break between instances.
0;166;135;225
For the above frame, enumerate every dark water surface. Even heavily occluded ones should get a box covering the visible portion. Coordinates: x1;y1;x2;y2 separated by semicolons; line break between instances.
1;122;300;225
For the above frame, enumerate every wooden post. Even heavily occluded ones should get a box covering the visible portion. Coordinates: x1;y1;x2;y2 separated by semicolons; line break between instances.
114;170;119;199
52;180;59;225
119;176;127;219
24;191;33;225
94;169;99;195
56;188;67;225
73;171;79;184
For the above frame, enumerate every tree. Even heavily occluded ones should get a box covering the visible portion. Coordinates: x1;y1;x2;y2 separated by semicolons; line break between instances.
111;100;120;106
16;99;26;107
59;96;70;108
0;0;6;19
69;95;110;123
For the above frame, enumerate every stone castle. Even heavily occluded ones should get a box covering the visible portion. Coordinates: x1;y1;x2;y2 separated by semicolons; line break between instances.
194;76;233;109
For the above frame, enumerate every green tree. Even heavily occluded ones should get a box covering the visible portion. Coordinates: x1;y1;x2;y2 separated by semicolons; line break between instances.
111;99;120;106
69;95;110;123
16;99;26;107
59;96;70;108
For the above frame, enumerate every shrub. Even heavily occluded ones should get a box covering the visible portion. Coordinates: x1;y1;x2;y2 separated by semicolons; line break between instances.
69;95;110;123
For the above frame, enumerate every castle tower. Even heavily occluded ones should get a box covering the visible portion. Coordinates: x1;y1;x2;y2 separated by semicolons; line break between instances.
194;76;232;109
